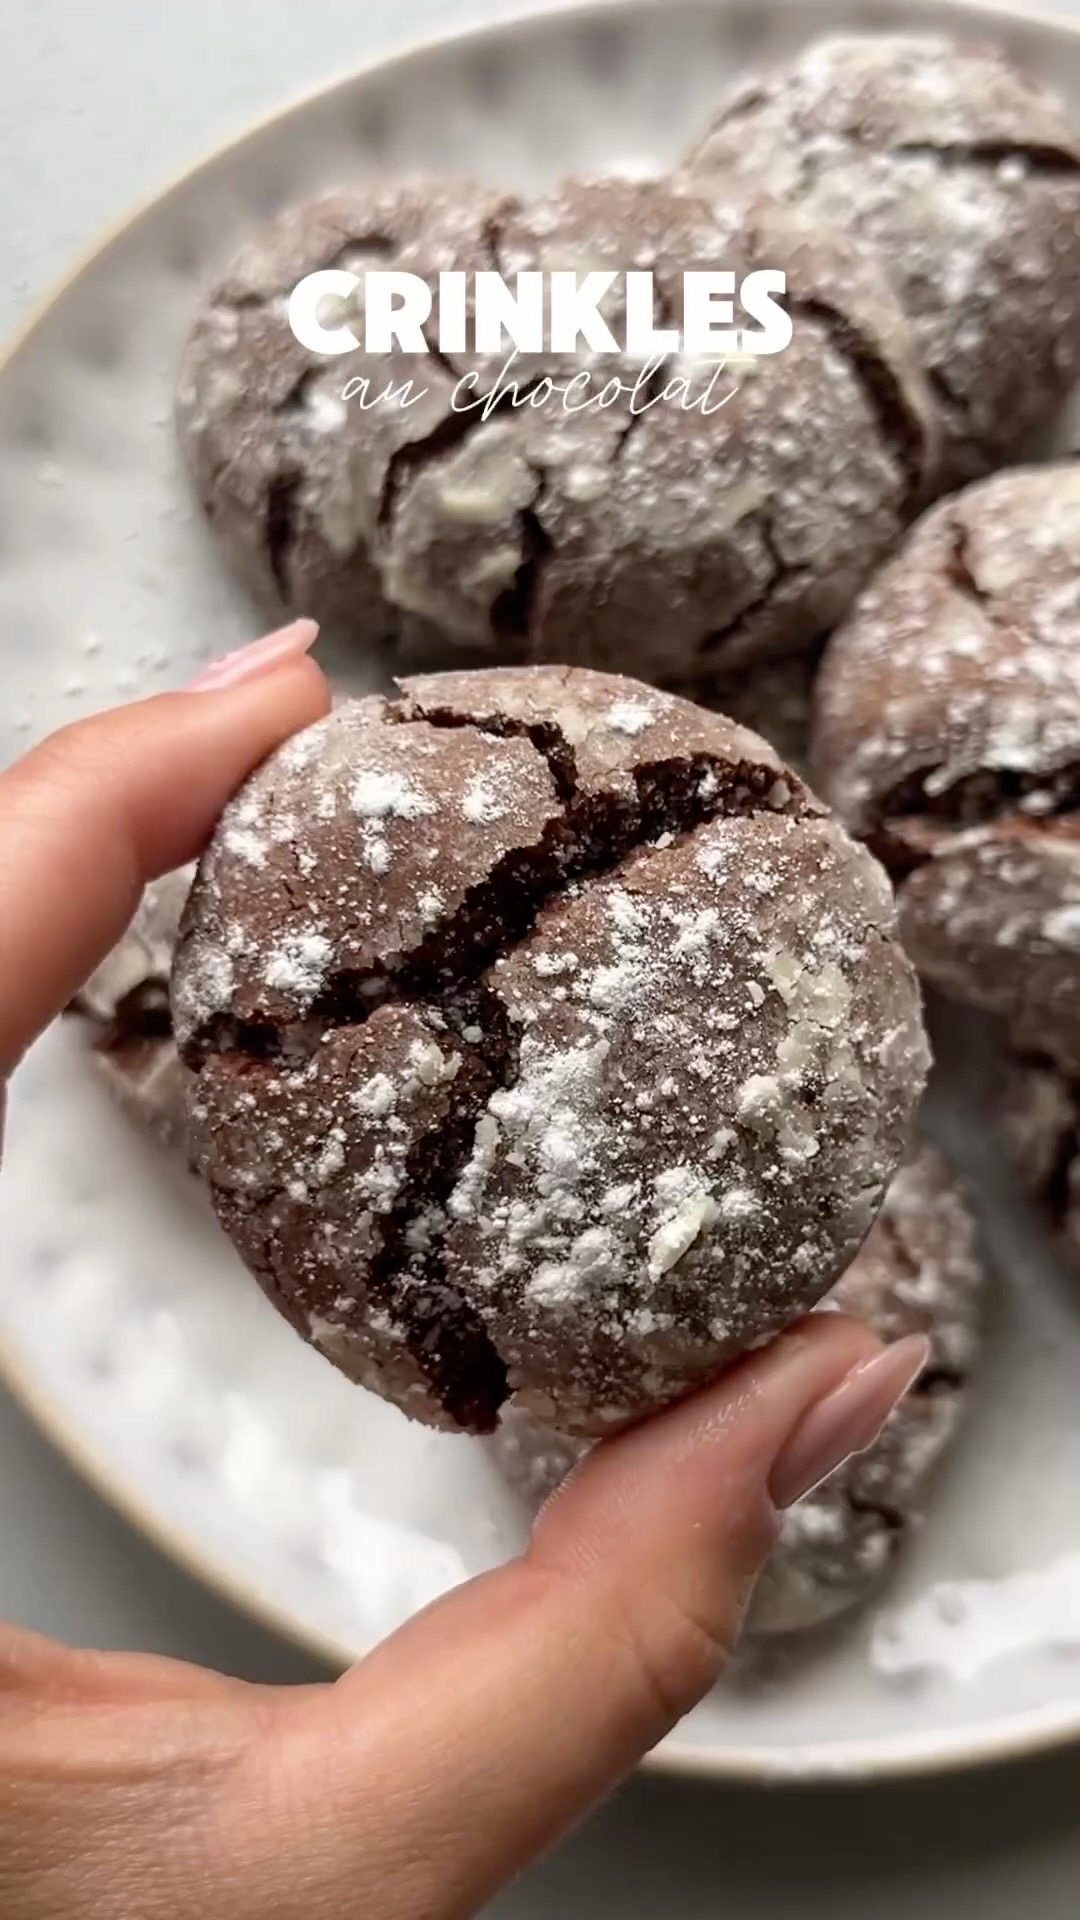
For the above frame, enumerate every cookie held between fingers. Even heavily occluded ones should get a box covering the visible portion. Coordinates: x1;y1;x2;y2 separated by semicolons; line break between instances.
812;464;1080;1075
171;664;929;1437
685;34;1080;486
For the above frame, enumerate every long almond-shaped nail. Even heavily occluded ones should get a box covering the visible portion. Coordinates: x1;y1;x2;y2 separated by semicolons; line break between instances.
768;1333;930;1510
187;618;319;692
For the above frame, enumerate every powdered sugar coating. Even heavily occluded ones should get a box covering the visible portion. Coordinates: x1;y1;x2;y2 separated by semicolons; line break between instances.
171;690;566;1046
898;830;1080;1073
438;808;924;1431
813;465;1080;1074
814;466;1080;832
491;1143;985;1631
395;179;933;680
176;179;512;644
178;173;934;681
173;665;927;1436
685;35;1080;484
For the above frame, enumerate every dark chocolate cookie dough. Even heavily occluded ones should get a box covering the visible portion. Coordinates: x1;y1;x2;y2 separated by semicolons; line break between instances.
812;464;1080;1075
492;1143;984;1635
172;666;928;1436
685;35;1080;485
178;174;934;682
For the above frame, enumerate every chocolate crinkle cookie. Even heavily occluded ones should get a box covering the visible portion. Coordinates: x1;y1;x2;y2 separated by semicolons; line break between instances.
492;1143;985;1635
999;1053;1080;1273
685;34;1080;485
812;464;1080;1076
72;867;194;1151
171;666;928;1437
177;173;934;682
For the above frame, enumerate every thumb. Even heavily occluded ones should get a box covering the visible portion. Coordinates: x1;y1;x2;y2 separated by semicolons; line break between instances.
227;1314;926;1920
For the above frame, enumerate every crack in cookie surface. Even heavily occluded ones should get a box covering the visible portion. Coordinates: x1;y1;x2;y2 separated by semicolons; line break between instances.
180;689;809;1068
174;668;926;1436
785;295;926;504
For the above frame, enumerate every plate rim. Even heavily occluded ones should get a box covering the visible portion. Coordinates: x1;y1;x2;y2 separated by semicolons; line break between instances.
4;0;1080;1785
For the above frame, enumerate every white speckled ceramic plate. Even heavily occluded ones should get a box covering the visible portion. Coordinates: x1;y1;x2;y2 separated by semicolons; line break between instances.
4;0;1080;1782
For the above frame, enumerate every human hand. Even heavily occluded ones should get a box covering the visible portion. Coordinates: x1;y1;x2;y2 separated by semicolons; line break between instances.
0;621;927;1919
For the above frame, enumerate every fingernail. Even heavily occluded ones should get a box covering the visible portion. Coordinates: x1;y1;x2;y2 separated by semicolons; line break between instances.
768;1333;930;1511
187;619;319;691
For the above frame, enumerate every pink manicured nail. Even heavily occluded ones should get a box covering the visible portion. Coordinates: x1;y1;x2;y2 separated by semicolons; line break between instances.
187;619;319;691
768;1333;931;1510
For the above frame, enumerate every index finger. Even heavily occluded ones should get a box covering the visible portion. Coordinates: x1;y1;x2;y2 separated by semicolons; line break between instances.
0;646;329;1075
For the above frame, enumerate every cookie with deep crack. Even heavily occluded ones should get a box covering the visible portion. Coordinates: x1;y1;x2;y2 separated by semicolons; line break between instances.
171;664;928;1437
177;174;934;681
812;464;1080;1075
685;34;1080;485
72;867;194;1151
176;179;512;645
491;1143;985;1633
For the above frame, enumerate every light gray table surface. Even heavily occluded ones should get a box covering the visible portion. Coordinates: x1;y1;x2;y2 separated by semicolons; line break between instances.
3;0;1080;1913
